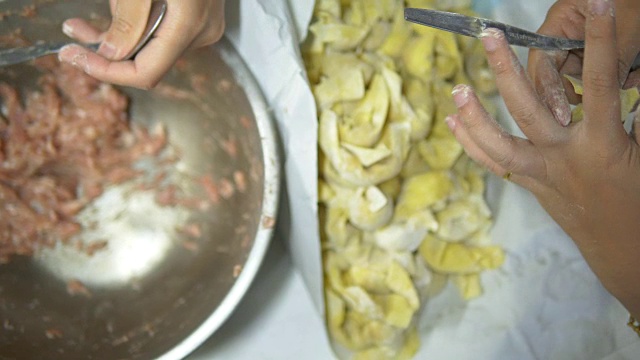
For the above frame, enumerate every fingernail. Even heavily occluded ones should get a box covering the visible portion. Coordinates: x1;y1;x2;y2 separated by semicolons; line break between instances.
553;107;572;127
57;45;75;63
98;42;117;59
589;0;611;16
451;84;470;108
445;115;457;131
62;21;74;37
59;45;89;73
479;28;504;52
72;53;89;72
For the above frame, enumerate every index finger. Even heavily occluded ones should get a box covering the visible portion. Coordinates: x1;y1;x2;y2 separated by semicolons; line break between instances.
58;30;186;89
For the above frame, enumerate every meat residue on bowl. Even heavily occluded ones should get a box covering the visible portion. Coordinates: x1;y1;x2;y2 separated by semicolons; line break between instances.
0;55;252;266
0;59;172;263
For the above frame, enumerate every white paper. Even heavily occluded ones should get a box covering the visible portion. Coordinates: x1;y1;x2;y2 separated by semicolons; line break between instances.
224;0;324;314
225;0;640;358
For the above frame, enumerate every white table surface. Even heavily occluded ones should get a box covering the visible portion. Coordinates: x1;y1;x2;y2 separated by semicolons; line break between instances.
183;1;640;358
187;236;334;360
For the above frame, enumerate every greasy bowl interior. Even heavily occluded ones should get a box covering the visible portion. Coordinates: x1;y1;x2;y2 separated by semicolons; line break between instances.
0;1;279;359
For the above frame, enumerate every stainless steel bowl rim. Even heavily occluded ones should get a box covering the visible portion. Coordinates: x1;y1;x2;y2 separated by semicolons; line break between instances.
156;38;281;360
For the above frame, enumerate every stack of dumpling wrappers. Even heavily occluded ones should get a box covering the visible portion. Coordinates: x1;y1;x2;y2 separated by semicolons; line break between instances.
302;0;507;358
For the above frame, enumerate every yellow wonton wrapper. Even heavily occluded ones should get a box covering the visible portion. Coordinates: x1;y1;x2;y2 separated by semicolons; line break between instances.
306;0;504;358
565;75;640;123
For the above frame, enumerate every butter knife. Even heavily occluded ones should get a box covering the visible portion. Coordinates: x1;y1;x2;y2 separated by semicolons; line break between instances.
404;8;585;51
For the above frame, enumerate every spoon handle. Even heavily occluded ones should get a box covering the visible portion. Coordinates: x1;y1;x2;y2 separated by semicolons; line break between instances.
122;0;167;60
0;42;99;67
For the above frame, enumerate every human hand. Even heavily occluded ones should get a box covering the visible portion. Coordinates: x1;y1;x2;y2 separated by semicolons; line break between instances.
446;0;640;317
58;0;226;89
528;0;640;126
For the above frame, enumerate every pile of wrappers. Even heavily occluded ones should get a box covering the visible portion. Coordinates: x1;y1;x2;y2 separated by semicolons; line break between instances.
302;0;507;358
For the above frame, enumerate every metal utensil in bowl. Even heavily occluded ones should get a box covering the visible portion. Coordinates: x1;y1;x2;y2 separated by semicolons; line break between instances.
0;1;280;359
0;0;167;67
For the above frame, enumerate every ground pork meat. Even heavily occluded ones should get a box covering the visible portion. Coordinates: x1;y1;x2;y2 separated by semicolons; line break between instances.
0;58;168;262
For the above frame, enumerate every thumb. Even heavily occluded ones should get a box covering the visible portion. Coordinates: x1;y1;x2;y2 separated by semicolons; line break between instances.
99;0;152;61
528;51;573;126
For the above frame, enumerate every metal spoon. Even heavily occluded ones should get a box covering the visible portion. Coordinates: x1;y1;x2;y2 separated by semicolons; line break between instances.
0;0;167;67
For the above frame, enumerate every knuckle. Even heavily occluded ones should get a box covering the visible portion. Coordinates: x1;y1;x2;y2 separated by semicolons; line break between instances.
491;53;524;83
491;58;513;78
132;73;160;90
485;163;504;177
595;143;626;168
585;25;608;43
462;114;483;132
195;25;224;48
207;18;226;43
190;13;225;48
510;104;538;129
464;150;497;174
493;145;519;170
582;68;615;97
138;78;159;90
111;17;135;35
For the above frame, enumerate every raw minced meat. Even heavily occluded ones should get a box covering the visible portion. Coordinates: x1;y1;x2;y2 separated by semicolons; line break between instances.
0;58;168;263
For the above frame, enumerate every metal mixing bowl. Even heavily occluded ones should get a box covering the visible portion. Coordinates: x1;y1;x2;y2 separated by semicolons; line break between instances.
0;1;280;359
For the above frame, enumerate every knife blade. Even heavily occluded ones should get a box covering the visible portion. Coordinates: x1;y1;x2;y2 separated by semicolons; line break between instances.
404;8;585;51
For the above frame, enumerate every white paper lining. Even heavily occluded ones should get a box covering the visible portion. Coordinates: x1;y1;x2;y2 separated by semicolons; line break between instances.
225;0;640;358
